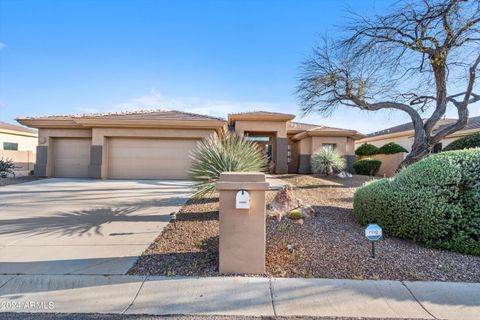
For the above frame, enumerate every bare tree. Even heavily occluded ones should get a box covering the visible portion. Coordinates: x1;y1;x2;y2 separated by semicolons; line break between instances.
297;0;480;167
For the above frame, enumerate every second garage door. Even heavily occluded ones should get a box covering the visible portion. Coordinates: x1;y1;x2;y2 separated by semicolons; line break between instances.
108;138;199;179
53;138;91;178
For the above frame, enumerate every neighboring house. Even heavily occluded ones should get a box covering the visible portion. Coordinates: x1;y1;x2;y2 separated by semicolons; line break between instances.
356;116;480;153
16;110;363;179
0;121;38;175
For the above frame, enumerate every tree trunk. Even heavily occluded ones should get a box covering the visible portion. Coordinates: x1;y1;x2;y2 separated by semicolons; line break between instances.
397;129;432;169
398;145;431;169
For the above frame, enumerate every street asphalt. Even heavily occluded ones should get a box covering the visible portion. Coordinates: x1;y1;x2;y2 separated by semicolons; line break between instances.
0;313;433;320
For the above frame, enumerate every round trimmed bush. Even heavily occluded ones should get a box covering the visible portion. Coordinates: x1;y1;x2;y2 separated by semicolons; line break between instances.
353;148;480;255
355;143;379;156
353;158;382;176
443;132;480;151
378;142;408;154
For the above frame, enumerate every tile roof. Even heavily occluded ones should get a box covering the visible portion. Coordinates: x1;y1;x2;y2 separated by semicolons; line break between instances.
287;121;320;131
229;111;295;117
288;121;361;134
0;121;37;134
21;110;226;122
366;116;480;138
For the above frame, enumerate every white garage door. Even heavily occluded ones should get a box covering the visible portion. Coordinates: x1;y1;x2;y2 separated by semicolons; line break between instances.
108;138;199;179
53;138;91;178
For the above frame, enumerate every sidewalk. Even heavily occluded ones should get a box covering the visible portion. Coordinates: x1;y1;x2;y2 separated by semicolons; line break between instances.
0;275;479;319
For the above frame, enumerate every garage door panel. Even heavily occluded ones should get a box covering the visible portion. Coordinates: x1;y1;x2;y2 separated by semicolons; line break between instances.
53;138;91;178
108;138;198;179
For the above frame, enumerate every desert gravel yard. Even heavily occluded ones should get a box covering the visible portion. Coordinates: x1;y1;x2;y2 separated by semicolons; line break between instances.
0;176;44;186
129;174;480;282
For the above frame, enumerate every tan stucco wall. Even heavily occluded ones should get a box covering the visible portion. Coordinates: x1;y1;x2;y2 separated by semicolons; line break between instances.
311;136;350;155
38;128;93;146
0;132;38;152
298;136;354;156
37;127;217;178
356;127;480;152
234;120;287;137
0;150;35;175
216;172;268;274
356;135;413;152
346;138;355;154
298;137;312;154
359;153;405;177
91;127;215;145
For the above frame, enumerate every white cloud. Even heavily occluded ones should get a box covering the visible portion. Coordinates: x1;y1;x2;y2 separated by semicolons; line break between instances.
0;42;6;50
106;88;291;119
75;88;393;133
76;88;479;134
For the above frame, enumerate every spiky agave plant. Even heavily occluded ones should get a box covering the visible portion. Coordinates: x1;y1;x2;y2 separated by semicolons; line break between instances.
310;148;346;176
189;130;267;197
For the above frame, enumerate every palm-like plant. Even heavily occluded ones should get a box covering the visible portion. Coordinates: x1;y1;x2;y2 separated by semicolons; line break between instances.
310;148;346;176
189;130;267;197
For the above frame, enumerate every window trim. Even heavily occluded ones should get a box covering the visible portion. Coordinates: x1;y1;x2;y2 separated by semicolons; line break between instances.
322;143;337;151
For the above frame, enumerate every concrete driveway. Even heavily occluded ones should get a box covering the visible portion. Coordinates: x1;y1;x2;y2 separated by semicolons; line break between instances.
0;178;192;275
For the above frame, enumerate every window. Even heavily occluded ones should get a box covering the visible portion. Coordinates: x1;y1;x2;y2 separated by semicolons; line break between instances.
287;144;292;163
3;142;18;151
322;143;336;151
245;136;271;142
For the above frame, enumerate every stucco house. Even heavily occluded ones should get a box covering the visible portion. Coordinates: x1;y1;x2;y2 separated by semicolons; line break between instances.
356;116;480;153
0;121;38;175
16;110;363;179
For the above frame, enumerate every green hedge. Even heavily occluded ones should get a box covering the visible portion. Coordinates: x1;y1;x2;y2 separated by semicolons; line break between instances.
353;158;382;176
353;148;480;255
355;143;379;156
443;132;480;151
377;142;408;154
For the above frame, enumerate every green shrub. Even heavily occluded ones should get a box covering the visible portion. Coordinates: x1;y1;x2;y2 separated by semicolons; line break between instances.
310;148;346;176
353;148;480;255
189;130;267;197
355;143;379;156
443;132;480;151
353;158;382;176
378;142;408;154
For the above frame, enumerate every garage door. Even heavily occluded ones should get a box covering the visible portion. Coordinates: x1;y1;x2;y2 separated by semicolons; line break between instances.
53;138;91;178
108;138;199;179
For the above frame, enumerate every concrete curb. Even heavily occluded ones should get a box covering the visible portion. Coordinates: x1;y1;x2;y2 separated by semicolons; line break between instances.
0;275;478;319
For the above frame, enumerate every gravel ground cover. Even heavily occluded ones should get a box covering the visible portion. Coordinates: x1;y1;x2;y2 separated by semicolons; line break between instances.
129;174;480;282
128;195;220;276
266;175;480;282
0;176;43;187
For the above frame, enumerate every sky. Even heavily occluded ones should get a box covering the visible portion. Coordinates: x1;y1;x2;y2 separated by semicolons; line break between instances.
0;0;478;134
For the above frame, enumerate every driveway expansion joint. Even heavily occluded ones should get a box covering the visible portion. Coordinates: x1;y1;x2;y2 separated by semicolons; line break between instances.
122;275;148;314
0;275;17;290
268;277;277;317
401;281;438;320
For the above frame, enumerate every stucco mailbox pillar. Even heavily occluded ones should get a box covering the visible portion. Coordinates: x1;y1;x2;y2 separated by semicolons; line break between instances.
216;172;269;274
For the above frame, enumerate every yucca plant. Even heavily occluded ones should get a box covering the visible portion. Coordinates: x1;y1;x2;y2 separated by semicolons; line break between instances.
189;130;267;197
310;148;346;176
